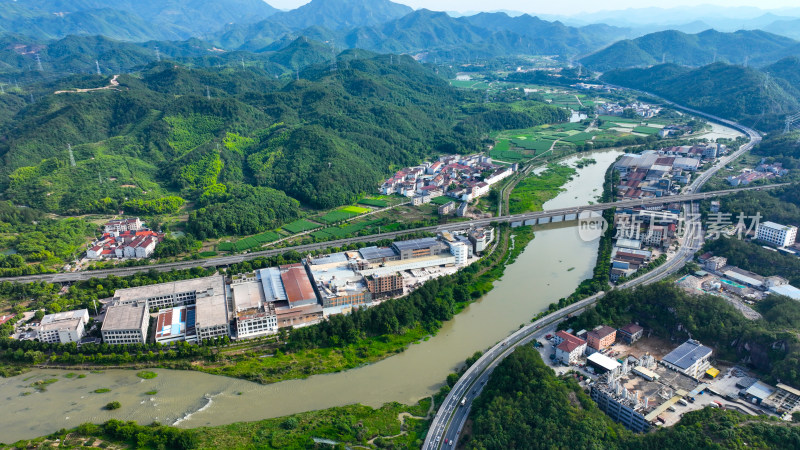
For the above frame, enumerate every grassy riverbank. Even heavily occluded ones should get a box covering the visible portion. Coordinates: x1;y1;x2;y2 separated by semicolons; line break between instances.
3;396;434;450
508;164;576;214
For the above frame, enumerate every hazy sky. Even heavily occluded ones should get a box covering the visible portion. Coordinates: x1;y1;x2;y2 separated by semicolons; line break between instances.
266;0;799;15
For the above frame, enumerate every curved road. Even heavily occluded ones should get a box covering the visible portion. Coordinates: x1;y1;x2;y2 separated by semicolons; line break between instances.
424;91;763;449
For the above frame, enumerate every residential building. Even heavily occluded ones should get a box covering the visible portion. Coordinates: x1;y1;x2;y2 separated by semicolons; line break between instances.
661;339;712;378
366;273;404;299
554;331;587;365
704;256;727;272
618;323;644;344
710;201;720;213
37;309;89;344
104;218;142;233
456;201;469;217
642;225;667;247
438;201;456;215
756;221;798;248
101;303;149;345
587;325;617;351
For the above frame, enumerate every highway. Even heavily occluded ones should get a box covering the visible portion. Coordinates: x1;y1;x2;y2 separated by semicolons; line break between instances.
423;92;762;449
3;184;780;284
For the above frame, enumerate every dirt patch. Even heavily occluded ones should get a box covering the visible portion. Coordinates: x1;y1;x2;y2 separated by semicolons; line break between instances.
611;335;673;360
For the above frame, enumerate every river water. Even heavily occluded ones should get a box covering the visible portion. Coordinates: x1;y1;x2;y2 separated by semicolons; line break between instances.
0;150;622;443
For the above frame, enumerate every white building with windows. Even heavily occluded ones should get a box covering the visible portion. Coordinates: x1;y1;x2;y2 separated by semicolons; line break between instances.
37;309;89;344
756;221;798;248
448;241;469;265
101;303;149;345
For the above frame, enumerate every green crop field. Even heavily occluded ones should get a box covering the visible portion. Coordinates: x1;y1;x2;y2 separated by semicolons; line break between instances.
318;209;361;224
493;139;511;151
218;230;281;252
431;196;453;205
358;198;388;208
633;126;661;135
341;206;370;214
282;219;320;234
511;139;552;152
561;132;594;143
490;149;526;161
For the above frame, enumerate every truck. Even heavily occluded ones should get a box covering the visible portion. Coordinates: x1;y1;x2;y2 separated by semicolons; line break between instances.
678;399;689;406
460;397;467;406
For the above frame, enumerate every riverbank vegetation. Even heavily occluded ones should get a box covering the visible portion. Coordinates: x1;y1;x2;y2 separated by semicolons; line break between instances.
5;398;433;449
464;345;800;449
508;164;576;214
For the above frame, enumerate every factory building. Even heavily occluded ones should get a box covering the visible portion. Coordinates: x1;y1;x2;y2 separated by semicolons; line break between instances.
111;275;225;310
365;273;404;299
661;339;712;379
231;280;278;339
391;237;448;260
756;221;798;248
37;309;89;344
101;303;149;345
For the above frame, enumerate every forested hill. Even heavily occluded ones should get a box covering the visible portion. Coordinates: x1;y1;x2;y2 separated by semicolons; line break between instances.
580;29;800;71
601;62;799;132
0;55;567;234
0;0;278;41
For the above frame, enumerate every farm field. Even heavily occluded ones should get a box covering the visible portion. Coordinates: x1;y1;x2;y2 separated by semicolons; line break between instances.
282;219;321;234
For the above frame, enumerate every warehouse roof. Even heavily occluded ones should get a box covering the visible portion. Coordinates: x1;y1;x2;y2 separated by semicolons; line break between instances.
359;246;398;261
102;304;147;331
662;339;712;370
281;267;317;306
392;237;441;251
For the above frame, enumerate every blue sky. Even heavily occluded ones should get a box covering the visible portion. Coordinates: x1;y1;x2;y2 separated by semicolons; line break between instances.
266;0;800;15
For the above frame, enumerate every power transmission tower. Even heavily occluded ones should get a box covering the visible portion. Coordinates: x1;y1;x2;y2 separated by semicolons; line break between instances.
661;53;666;64
35;54;43;71
206;85;211;100
744;55;749;68
30;92;34;103
96;60;101;75
330;47;338;72
784;112;800;134
241;57;245;69
155;46;161;62
0;83;4;94
68;144;76;167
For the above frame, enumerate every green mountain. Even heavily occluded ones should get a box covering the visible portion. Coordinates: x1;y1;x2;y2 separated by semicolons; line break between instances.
0;56;568;235
0;0;279;41
602;62;800;132
581;29;800;71
268;0;412;31
460;12;632;56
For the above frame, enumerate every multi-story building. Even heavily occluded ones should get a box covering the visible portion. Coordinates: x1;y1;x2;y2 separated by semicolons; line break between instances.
617;323;644;344
587;325;617;351
37;309;89;344
365;273;404;299
468;227;494;253
101;303;149;345
661;339;712;379
195;288;230;341
231;280;277;339
438;201;456;215
553;331;587;365
104;218;142;233
112;275;225;310
642;225;667;247
448;241;469;265
591;355;699;433
704;256;727;272
756;221;798;248
309;264;372;309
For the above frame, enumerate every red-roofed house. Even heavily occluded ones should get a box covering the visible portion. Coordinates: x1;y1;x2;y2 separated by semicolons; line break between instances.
553;330;587;365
